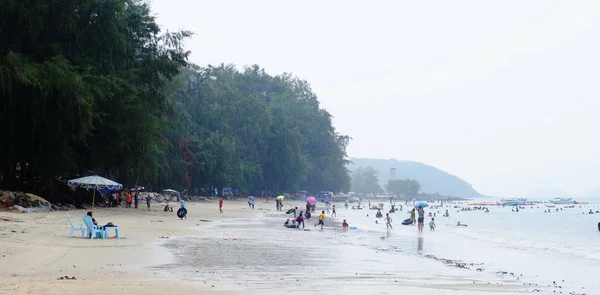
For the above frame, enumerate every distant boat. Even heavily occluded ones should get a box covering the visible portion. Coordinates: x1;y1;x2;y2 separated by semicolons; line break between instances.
550;197;575;204
501;197;528;202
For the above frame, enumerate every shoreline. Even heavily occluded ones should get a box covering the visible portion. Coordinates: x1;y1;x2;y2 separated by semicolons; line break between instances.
1;199;585;294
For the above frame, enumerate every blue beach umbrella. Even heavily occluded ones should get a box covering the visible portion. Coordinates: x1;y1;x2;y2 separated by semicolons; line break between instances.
415;201;429;208
248;196;255;199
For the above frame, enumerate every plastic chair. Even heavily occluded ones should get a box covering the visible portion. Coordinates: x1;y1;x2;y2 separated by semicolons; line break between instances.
66;213;85;237
83;215;105;239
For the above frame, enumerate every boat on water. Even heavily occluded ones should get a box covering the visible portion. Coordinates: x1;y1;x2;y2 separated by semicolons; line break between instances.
550;197;575;204
500;198;527;203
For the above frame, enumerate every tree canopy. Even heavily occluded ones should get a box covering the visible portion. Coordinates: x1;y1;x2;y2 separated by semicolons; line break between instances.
0;0;350;198
350;166;382;194
387;179;421;196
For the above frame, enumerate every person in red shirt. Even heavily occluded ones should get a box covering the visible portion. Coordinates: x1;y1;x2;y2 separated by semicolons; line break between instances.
342;219;349;229
219;198;224;214
126;192;132;208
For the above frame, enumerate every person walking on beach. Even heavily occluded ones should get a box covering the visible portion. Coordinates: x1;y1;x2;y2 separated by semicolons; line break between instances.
385;213;393;229
410;209;416;225
429;218;436;231
326;202;331;214
315;211;325;229
417;206;425;232
331;205;337;217
146;195;151;211
345;201;348;210
219;198;224;214
134;191;139;209
250;199;255;209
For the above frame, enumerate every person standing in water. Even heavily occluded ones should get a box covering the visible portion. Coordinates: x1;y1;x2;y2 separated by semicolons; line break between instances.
429;218;436;231
385;213;393;229
345;201;348;210
331;205;337;217
417;206;425;232
410;209;416;225
315;211;325;229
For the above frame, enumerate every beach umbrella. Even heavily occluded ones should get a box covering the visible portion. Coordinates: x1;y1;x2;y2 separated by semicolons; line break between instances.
248;196;255;199
68;175;123;213
276;195;285;200
306;196;317;203
415;201;429;208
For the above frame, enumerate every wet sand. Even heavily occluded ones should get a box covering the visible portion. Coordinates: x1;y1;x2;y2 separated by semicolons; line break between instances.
160;201;531;294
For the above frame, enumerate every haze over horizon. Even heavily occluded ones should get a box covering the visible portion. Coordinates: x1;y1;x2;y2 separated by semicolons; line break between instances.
152;0;600;197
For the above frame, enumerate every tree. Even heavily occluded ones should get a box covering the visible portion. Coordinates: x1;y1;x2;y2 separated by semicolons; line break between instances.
387;179;421;197
0;0;352;201
350;166;382;194
0;0;189;193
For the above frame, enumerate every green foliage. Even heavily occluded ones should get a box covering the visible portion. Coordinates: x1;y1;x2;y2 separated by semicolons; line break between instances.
350;166;383;194
0;0;189;185
0;0;350;196
387;179;421;196
164;65;351;193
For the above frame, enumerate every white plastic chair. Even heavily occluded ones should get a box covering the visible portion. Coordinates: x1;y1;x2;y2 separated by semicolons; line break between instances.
83;215;105;239
66;213;85;237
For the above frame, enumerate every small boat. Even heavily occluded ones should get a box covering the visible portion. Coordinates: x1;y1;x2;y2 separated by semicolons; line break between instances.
550;198;575;204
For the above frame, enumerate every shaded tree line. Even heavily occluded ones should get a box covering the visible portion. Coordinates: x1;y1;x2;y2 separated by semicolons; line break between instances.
0;0;350;200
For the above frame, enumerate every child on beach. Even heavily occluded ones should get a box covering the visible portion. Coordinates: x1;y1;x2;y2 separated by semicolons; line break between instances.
385;213;393;229
315;211;325;229
331;205;336;217
219;198;224;214
342;219;349;229
429;218;436;231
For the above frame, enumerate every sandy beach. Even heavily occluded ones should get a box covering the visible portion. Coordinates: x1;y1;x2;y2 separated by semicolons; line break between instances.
0;200;260;295
0;198;546;295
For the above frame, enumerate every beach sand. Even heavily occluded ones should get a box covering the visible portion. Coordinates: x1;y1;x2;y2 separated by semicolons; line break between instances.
0;199;531;295
0;200;258;295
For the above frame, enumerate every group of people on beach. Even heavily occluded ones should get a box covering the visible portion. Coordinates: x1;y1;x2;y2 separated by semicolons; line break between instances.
284;201;350;231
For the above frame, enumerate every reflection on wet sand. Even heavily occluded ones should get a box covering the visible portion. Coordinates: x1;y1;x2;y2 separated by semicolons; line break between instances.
159;211;530;294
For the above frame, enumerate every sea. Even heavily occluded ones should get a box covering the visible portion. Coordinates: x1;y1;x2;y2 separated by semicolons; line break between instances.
160;198;600;295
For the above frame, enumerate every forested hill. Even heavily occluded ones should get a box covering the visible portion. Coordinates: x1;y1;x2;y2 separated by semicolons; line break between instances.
0;0;350;200
349;158;482;198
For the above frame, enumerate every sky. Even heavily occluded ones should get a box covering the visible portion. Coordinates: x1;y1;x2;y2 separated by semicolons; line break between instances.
150;0;600;197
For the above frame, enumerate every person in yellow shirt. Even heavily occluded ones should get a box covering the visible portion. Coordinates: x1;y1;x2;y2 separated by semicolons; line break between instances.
314;211;325;229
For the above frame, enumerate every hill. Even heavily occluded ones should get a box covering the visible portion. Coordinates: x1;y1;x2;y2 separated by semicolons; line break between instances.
348;158;482;198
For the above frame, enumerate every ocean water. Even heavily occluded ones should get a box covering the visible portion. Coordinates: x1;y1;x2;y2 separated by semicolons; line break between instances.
343;198;600;293
159;199;600;295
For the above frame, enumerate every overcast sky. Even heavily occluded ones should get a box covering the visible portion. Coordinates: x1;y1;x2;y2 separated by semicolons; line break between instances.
151;0;600;197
